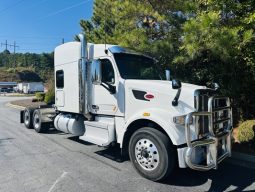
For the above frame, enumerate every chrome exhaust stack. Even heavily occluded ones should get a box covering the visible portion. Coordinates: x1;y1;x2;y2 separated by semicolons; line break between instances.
78;34;91;117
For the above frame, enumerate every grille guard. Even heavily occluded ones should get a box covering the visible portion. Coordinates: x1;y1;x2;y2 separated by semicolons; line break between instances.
184;96;233;171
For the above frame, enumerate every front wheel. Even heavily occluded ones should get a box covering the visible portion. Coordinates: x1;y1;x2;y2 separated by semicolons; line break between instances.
129;127;175;181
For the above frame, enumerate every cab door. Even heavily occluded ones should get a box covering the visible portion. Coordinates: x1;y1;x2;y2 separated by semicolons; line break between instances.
91;58;118;115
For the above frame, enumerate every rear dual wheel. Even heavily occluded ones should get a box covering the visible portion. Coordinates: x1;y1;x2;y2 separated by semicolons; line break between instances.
129;127;176;181
23;108;50;133
32;109;50;133
24;108;34;129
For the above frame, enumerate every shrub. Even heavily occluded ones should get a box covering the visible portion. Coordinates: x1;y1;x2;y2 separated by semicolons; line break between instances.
35;92;45;101
6;68;15;73
237;120;255;143
44;77;55;104
44;90;55;104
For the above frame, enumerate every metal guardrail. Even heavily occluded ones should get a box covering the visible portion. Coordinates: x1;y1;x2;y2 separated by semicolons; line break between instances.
184;96;233;171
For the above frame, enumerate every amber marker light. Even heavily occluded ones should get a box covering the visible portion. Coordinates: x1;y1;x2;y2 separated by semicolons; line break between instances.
143;112;151;117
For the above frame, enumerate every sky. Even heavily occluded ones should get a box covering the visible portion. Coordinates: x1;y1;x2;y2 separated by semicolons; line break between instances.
0;0;94;53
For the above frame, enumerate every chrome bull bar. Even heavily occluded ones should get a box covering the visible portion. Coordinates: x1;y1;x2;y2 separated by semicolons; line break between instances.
184;96;233;171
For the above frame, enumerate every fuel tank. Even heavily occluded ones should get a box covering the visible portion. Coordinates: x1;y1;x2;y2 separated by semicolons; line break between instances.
54;114;85;136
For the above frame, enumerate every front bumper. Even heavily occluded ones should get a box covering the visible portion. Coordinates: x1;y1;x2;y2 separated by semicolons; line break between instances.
183;96;233;171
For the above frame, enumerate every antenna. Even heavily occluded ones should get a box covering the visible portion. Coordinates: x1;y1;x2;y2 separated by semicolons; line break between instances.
104;2;108;55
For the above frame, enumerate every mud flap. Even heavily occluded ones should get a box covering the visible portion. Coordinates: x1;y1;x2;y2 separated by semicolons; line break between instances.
20;110;24;123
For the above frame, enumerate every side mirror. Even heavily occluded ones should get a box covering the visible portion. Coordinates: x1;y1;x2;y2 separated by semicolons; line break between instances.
165;70;171;81
172;79;182;89
91;60;102;85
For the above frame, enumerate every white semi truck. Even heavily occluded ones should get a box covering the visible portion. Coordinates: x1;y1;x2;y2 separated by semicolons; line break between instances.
20;34;233;181
17;82;44;94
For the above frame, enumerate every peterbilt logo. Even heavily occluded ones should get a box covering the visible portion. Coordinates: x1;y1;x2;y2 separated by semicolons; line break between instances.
132;90;154;101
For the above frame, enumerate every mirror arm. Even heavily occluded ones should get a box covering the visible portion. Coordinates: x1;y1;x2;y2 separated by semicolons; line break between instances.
101;82;116;94
172;88;181;106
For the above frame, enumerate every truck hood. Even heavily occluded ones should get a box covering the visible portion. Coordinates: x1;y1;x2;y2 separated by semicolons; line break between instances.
124;80;206;115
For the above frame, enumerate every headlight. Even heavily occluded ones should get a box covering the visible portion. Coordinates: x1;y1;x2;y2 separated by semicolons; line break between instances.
173;115;193;125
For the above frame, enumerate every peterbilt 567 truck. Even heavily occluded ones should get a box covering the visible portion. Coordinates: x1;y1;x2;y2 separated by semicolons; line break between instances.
20;34;233;181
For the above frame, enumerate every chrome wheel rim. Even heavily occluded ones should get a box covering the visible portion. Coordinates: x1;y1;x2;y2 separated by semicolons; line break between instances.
24;111;30;125
33;113;40;129
135;138;159;171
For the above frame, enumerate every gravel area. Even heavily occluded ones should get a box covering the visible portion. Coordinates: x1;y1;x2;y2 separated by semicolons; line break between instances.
10;99;46;108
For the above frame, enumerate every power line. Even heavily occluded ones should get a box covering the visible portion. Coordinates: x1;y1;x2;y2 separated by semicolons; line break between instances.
0;35;75;41
0;38;69;52
10;41;19;54
27;0;51;9
0;0;27;15
39;0;92;20
0;35;63;39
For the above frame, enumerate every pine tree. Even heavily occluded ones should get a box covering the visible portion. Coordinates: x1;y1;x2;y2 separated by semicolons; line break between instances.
79;0;188;66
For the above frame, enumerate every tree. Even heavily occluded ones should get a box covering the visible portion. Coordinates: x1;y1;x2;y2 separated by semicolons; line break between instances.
79;0;255;120
79;0;187;66
0;51;54;82
176;0;255;119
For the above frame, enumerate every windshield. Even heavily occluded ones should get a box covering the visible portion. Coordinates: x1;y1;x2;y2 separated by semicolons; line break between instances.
114;53;162;80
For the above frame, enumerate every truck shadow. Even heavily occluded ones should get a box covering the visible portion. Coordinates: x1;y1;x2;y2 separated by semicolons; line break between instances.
95;146;123;163
68;136;95;146
43;128;68;135
165;163;255;191
43;131;254;191
93;146;255;191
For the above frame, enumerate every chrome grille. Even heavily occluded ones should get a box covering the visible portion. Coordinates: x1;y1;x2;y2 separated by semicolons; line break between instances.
208;97;232;136
194;89;215;137
194;89;232;137
185;91;233;171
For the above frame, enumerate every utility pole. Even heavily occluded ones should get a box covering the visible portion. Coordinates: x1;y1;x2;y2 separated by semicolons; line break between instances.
9;41;19;69
1;40;11;51
1;40;19;82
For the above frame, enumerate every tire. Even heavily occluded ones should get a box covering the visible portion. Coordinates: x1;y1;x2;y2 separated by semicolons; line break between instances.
32;109;50;133
24;108;34;129
129;127;175;181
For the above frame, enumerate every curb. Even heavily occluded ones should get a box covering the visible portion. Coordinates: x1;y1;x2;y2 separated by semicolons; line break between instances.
232;151;255;163
6;103;26;110
226;152;255;170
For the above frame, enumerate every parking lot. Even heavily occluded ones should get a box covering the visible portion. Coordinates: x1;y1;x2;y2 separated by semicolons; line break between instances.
0;96;255;192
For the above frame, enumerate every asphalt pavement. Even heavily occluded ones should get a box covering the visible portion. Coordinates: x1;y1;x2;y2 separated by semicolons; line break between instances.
0;96;255;192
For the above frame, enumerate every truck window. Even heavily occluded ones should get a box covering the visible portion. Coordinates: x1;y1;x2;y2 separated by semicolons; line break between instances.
114;53;162;80
56;70;64;88
101;59;115;84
